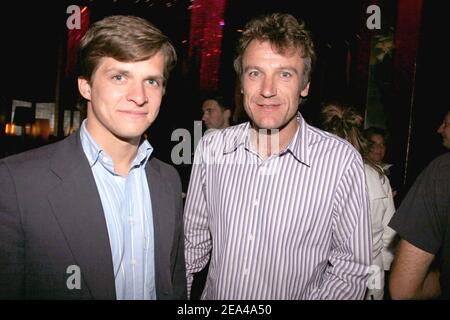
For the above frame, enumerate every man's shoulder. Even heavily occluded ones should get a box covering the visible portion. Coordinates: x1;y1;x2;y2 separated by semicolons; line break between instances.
1;137;70;172
414;152;450;184
148;156;180;180
305;123;361;158
428;152;450;171
0;136;78;193
202;123;248;142
147;156;183;198
196;123;248;154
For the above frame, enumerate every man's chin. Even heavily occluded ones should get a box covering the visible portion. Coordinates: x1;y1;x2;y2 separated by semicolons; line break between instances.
113;130;147;143
250;117;274;127
251;120;285;132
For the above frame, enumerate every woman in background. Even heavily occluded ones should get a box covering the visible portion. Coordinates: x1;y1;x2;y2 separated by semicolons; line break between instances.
364;127;402;205
321;103;397;300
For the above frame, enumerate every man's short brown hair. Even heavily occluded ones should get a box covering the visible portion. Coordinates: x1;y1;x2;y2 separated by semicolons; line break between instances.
77;15;177;84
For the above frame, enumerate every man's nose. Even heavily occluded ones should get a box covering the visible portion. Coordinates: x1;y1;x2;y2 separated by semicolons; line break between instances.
127;81;147;106
261;76;277;98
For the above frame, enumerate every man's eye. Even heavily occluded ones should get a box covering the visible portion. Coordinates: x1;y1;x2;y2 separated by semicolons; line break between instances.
248;70;260;78
147;79;160;87
280;71;292;78
112;75;124;81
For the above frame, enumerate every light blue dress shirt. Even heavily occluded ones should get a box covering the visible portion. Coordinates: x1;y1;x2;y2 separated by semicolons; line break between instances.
80;120;156;300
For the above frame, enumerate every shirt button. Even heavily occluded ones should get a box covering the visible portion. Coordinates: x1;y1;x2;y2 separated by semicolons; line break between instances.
130;259;137;266
128;217;135;225
253;199;259;207
249;234;255;241
243;269;249;276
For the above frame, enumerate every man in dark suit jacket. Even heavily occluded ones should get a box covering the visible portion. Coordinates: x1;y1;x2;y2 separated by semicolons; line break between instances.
0;15;186;299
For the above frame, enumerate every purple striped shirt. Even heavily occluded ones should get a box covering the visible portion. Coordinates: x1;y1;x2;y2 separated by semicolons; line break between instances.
184;113;372;299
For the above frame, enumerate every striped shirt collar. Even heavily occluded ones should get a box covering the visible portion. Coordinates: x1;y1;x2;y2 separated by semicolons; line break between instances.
79;119;153;173
223;112;310;166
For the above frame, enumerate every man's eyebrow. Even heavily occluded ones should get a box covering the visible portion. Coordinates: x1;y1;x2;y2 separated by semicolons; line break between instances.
145;75;165;82
243;65;299;74
243;66;261;73
104;68;130;75
278;66;299;74
104;68;165;82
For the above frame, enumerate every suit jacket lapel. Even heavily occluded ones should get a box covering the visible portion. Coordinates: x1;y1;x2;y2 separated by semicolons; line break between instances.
146;158;174;297
47;132;116;299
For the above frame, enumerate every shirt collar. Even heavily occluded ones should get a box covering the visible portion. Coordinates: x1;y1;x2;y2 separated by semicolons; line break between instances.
286;113;311;167
80;119;153;172
223;122;251;155
80;119;103;167
134;138;153;168
223;113;311;166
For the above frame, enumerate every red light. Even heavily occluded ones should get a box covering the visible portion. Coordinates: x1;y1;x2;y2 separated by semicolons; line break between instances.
188;0;226;91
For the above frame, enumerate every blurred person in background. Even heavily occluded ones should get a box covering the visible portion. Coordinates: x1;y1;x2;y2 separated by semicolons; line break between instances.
389;110;450;300
364;127;402;203
201;92;233;130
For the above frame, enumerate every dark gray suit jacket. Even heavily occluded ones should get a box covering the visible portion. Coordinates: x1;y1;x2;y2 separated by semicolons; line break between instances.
0;131;187;299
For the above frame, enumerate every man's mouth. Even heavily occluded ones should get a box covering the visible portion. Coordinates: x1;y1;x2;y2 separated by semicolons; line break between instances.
256;103;281;110
117;110;148;118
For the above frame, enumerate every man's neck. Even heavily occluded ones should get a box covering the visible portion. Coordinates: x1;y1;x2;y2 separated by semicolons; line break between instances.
106;140;140;176
86;123;140;176
250;118;299;160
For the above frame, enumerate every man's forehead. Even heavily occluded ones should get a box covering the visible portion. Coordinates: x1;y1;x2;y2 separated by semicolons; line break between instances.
202;100;221;109
246;39;302;56
242;40;305;71
96;54;164;72
371;134;384;141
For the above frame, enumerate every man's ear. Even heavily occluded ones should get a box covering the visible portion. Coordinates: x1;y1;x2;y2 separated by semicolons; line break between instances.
78;77;92;101
300;82;310;98
224;109;232;120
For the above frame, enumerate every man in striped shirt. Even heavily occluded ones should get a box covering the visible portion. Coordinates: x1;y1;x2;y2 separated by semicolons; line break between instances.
184;13;372;299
